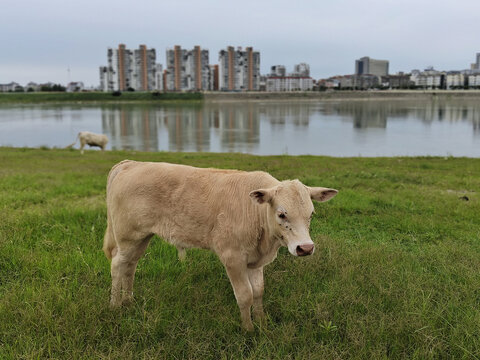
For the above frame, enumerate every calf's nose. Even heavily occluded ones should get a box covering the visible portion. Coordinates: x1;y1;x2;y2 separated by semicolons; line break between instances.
296;244;314;256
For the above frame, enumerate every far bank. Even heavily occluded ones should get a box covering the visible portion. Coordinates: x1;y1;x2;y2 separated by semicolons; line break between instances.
203;90;480;102
1;90;480;104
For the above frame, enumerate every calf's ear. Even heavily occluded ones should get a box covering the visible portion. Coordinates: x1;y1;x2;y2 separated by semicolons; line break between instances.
249;188;274;204
308;187;338;202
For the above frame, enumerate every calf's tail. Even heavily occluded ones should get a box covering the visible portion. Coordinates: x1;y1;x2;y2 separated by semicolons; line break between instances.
66;133;80;149
103;222;117;260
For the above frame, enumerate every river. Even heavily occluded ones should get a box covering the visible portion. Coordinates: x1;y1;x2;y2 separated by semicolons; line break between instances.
1;98;479;156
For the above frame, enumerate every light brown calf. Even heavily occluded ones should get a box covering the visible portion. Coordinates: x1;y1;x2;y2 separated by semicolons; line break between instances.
67;131;108;154
103;161;338;331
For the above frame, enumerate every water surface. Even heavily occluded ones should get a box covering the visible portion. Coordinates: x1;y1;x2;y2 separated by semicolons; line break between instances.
1;99;479;156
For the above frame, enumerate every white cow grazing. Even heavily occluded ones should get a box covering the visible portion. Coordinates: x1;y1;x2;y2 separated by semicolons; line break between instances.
67;131;108;154
103;160;338;331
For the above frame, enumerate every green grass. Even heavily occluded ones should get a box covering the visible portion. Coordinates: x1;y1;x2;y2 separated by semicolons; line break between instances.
0;92;203;104
1;147;480;359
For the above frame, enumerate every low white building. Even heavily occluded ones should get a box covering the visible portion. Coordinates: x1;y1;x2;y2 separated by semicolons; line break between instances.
266;63;313;91
0;82;22;92
411;69;444;88
323;78;340;89
66;82;85;92
468;74;480;87
266;76;314;91
446;72;464;89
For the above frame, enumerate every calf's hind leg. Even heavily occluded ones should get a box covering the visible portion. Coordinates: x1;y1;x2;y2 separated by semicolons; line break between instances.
79;138;86;155
110;235;152;307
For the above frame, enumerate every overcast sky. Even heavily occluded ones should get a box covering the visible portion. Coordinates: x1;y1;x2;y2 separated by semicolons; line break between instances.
1;0;479;87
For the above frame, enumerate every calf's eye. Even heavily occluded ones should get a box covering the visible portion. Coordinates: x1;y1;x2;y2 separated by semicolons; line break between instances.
279;213;286;219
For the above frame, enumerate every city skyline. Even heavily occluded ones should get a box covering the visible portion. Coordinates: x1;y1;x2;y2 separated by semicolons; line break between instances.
1;0;480;86
3;44;480;91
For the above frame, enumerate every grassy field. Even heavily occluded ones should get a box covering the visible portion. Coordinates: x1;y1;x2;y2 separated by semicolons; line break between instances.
0;147;479;359
0;92;203;104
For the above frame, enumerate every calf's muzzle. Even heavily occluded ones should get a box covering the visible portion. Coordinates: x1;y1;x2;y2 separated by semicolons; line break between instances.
296;244;314;256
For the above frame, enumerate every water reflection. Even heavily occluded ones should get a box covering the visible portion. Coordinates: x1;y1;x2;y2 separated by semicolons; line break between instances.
102;107;159;151
258;102;312;127
1;99;480;156
102;104;262;153
320;100;480;129
101;100;480;152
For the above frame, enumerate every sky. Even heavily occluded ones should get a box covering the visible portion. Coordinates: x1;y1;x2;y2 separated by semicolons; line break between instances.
1;0;479;87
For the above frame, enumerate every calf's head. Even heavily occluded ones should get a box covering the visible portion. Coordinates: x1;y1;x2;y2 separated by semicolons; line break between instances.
250;180;337;256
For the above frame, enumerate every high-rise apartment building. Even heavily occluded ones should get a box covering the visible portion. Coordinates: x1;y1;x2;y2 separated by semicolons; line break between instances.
99;44;159;92
270;65;286;77
218;46;260;91
165;45;210;91
209;65;219;91
155;64;163;91
99;45;132;91
355;56;389;77
134;45;157;91
166;45;184;91
476;52;480;70
292;63;310;77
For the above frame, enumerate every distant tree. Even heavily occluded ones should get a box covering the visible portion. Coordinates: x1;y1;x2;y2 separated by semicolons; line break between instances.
52;84;66;91
14;86;24;92
112;91;122;97
41;84;65;92
27;87;35;92
127;87;135;92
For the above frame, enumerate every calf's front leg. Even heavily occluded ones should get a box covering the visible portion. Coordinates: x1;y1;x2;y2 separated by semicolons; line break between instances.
247;267;265;321
224;262;254;331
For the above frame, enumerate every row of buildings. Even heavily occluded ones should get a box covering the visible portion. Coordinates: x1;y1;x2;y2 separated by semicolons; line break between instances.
320;53;480;90
101;47;479;93
3;48;480;92
99;44;315;92
0;81;84;92
100;44;265;92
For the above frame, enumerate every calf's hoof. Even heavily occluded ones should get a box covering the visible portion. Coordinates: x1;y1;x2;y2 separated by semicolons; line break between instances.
121;297;134;306
242;320;254;332
177;247;186;262
109;300;122;309
253;308;265;321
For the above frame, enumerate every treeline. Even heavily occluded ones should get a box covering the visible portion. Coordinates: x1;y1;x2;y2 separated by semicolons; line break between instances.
0;91;204;103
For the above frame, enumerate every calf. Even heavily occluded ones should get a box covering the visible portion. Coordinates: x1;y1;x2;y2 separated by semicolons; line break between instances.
103;161;338;330
67;131;108;154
